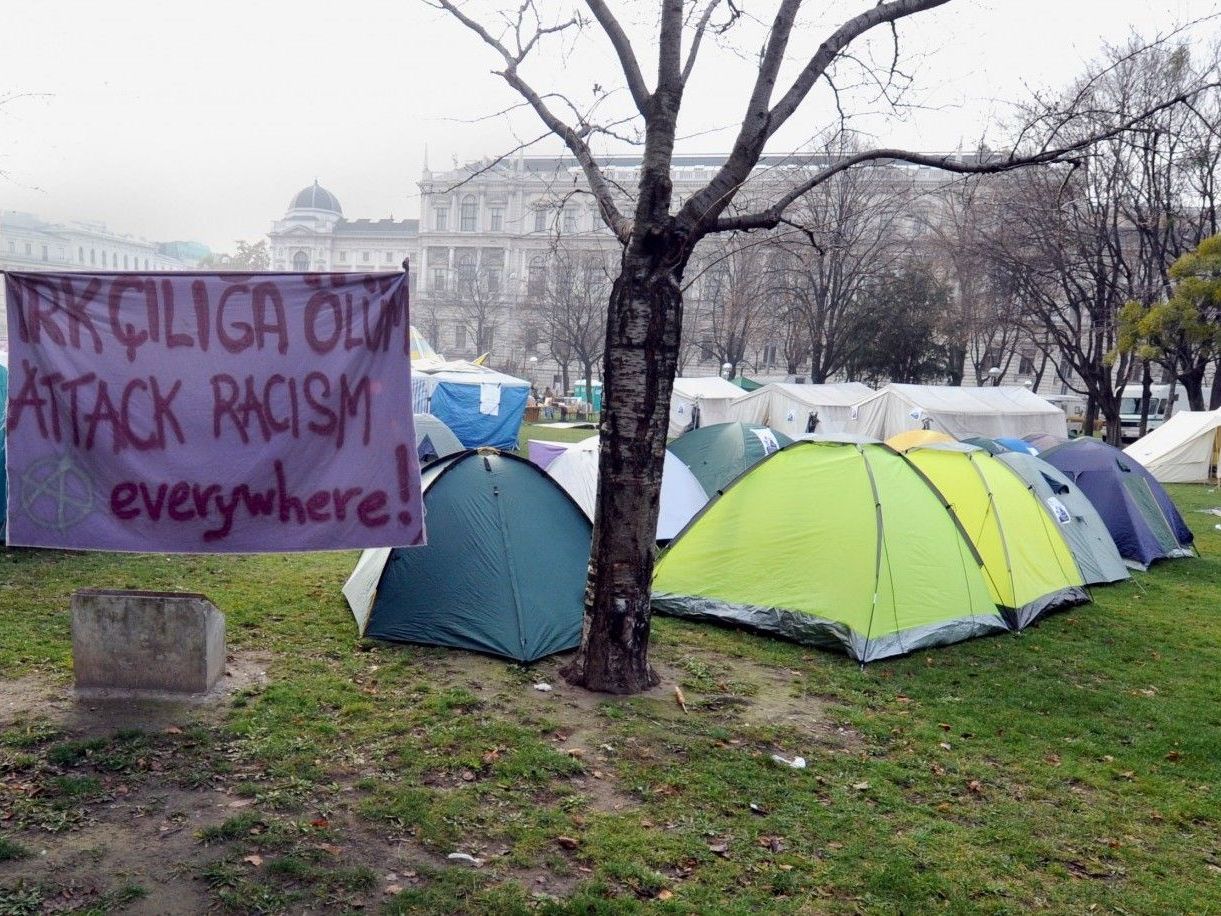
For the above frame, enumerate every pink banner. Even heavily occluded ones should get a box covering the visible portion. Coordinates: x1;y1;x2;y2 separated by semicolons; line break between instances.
4;271;424;553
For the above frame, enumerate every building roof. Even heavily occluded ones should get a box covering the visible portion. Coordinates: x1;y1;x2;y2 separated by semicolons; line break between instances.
290;181;342;214
333;218;418;236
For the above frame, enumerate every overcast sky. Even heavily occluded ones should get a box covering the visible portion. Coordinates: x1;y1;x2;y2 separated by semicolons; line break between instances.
0;0;1214;252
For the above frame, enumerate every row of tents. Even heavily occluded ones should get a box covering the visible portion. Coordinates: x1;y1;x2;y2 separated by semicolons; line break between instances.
345;415;1198;665
669;377;1073;442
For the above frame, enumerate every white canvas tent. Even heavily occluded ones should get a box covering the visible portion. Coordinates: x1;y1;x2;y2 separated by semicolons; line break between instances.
849;384;1069;440
725;382;872;439
1124;409;1221;482
669;376;747;437
545;436;708;540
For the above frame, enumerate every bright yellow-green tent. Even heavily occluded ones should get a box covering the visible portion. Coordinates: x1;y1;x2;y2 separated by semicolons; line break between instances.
904;443;1088;629
886;428;955;451
652;439;1007;662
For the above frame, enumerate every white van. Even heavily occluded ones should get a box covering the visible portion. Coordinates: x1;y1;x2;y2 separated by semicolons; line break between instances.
1042;394;1087;437
1119;384;1180;442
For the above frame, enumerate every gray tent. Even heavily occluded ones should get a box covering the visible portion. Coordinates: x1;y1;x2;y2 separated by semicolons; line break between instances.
414;413;464;464
996;451;1130;586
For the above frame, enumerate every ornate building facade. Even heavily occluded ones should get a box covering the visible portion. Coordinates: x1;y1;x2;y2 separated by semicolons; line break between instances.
0;210;206;352
266;154;1054;394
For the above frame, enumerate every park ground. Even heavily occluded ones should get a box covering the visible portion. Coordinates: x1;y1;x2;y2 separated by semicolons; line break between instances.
0;427;1218;914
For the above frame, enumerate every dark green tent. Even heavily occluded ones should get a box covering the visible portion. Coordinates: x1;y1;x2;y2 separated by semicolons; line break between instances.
731;376;763;391
342;449;590;662
668;421;792;494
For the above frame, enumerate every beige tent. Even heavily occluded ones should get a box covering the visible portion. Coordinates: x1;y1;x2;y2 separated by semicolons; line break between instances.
724;382;872;439
849;384;1068;440
669;376;747;437
1124;409;1221;482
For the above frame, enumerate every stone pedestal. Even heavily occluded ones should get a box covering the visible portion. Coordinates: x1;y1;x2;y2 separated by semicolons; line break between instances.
71;590;225;695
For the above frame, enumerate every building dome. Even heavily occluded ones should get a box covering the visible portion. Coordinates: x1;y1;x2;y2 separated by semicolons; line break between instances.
289;180;342;215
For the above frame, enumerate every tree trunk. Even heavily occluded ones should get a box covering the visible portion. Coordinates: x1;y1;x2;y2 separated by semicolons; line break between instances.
1138;360;1153;439
1210;364;1221;410
1177;362;1205;411
560;251;682;694
1083;397;1098;438
584;363;595;420
561;362;571;396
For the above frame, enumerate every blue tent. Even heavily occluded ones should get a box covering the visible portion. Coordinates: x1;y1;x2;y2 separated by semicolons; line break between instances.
342;450;590;662
0;361;7;542
1041;438;1194;569
412;366;530;451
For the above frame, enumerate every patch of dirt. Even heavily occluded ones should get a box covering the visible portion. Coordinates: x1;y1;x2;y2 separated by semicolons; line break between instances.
3;786;230;914
0;651;270;737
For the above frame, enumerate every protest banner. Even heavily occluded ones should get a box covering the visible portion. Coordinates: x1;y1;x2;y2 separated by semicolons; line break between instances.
3;270;424;553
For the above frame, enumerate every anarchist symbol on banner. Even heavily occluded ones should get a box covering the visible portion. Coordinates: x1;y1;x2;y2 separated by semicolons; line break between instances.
19;454;96;531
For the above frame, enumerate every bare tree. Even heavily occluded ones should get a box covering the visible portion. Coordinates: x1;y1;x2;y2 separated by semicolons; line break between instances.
545;249;610;407
768;142;911;382
431;0;1219;693
928;178;1030;385
447;253;505;359
684;236;773;377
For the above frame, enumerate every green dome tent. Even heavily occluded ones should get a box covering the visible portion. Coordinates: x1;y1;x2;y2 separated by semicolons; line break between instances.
994;451;1129;586
668;421;793;495
342;450;591;662
652;439;1006;663
903;443;1089;630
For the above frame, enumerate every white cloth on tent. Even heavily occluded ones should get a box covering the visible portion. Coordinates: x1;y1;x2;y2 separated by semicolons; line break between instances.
668;376;747;437
725;382;872;439
479;383;501;416
847;384;1068;440
1124;409;1221;482
545;436;708;539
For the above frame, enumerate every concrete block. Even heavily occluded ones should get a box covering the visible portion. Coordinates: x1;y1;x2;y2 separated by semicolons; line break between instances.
72;590;225;695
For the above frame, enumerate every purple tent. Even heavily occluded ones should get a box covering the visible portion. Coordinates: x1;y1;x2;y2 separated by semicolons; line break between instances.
527;439;577;471
1040;438;1194;569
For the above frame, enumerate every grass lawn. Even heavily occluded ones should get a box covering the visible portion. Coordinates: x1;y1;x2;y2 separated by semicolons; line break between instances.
0;468;1218;913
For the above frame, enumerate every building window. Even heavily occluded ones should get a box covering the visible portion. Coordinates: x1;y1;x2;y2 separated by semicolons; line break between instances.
24;242;32;255
490;208;503;232
431;267;446;291
78;246;84;262
339;251;347;262
144;258;149;269
292;251;310;271
455;325;467;349
563;208;578;234
762;343;778;367
123;254;129;269
527;256;546;297
456;252;477;294
112;253;118;268
460;195;477;232
1019;351;1036;375
485;267;500;294
90;249;96;265
41;245;49;262
385;251;393;263
434;207;448;230
523;326;539;351
534;209;547;232
362;251;371;261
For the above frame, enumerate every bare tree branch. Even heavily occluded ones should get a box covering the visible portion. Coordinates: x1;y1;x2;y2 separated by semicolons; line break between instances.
714;78;1221;232
681;0;724;85
425;0;632;242
583;0;652;113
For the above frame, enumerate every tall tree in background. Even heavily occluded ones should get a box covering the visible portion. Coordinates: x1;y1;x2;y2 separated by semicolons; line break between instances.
845;262;953;384
431;0;1218;693
684;237;772;377
545;250;610;408
770;142;911;382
